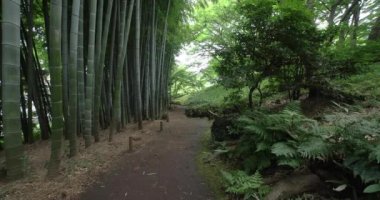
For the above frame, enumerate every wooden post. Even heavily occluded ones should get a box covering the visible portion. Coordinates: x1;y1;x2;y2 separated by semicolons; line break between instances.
129;136;133;152
160;121;163;132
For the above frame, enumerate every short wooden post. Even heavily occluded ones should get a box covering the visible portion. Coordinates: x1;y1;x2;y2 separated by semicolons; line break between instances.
129;136;133;152
160;121;163;132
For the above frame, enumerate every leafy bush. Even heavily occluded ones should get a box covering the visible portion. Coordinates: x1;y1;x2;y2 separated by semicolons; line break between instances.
233;102;380;196
183;85;243;107
234;102;331;172
221;170;269;200
323;113;380;194
333;64;380;100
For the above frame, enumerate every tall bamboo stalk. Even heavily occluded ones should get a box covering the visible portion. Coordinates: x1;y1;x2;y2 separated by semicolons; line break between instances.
77;0;85;135
47;0;64;177
62;0;69;138
109;0;131;141
68;0;81;157
134;0;143;129
84;0;97;148
2;0;25;180
93;0;114;141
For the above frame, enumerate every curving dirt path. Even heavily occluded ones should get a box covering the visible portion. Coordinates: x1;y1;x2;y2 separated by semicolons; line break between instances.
81;107;214;200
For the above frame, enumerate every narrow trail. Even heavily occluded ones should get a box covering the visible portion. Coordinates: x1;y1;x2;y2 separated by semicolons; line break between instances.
81;107;214;200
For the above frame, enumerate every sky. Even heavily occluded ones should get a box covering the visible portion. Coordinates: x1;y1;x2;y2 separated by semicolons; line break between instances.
175;43;211;73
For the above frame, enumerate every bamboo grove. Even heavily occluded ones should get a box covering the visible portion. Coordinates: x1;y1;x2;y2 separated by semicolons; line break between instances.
1;0;190;179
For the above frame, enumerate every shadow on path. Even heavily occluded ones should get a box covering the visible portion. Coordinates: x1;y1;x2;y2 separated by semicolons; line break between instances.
81;107;214;200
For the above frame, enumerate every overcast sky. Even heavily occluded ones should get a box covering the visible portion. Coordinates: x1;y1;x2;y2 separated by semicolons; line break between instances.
175;43;211;73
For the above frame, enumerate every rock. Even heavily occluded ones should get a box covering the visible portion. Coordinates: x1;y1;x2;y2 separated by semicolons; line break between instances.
211;115;240;142
264;173;323;200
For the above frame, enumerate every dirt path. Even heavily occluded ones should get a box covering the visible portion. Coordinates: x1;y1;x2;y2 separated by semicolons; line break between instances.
81;107;214;200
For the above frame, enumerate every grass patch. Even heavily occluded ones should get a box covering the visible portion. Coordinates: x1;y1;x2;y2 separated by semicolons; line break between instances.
196;130;230;200
187;85;242;107
334;63;380;100
175;94;190;105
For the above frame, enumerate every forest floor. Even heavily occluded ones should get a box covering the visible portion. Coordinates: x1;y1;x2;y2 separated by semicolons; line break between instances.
0;106;213;200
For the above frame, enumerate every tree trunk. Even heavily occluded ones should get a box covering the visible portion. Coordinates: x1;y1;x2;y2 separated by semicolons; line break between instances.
308;87;321;99
84;0;97;148
26;0;35;143
93;0;114;141
77;0;85;135
248;81;260;109
68;0;81;157
110;0;133;141
47;0;64;178
62;0;69;139
150;0;157;120
368;16;380;41
350;2;360;47
2;0;25;180
134;0;143;129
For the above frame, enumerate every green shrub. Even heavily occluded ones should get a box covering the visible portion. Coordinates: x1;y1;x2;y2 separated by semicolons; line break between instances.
334;64;380;100
235;102;331;172
221;170;269;200
323;113;380;194
233;102;380;196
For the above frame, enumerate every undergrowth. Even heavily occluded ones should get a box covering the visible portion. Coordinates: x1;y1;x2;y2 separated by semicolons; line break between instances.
334;64;380;100
221;170;270;200
177;85;242;107
230;102;380;198
196;130;230;200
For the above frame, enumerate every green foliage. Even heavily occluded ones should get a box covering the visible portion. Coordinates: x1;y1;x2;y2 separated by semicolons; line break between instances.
271;142;297;158
221;170;269;199
200;0;324;102
235;102;333;171
180;85;248;107
233;102;380;194
364;183;380;193
170;65;205;99
334;64;380;100
323;112;380;187
192;0;380;106
197;130;230;200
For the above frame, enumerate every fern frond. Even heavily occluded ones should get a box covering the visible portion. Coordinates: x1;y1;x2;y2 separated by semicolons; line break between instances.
283;101;302;113
298;137;331;159
358;166;380;183
238;115;255;125
277;157;302;168
271;142;297;157
243;154;271;172
245;124;268;139
369;146;380;163
221;170;265;195
256;142;271;152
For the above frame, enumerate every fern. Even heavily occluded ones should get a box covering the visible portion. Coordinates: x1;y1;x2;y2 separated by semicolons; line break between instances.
221;170;269;199
271;142;297;157
277;157;302;168
283;101;302;113
238;115;256;125
245;124;268;139
298;137;331;159
234;101;380;195
243;154;272;172
235;106;323;172
369;146;380;163
256;142;271;152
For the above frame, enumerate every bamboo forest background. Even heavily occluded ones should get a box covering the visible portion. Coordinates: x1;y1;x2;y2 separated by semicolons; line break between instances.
0;0;191;179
